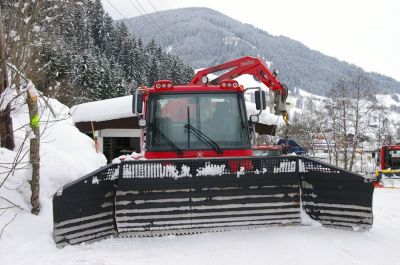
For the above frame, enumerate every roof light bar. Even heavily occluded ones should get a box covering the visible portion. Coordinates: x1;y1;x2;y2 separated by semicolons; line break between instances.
154;80;174;90
220;79;239;89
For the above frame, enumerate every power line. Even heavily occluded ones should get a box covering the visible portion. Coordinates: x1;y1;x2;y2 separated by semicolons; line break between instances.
146;0;169;26
133;0;149;15
146;0;159;13
104;0;158;39
126;0;145;16
127;0;162;33
104;0;127;20
104;0;142;35
135;0;163;31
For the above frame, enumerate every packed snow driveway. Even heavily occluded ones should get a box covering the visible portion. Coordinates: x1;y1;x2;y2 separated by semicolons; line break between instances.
0;189;399;265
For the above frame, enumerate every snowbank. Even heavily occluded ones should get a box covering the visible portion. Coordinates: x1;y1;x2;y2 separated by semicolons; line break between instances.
0;94;106;253
2;95;107;198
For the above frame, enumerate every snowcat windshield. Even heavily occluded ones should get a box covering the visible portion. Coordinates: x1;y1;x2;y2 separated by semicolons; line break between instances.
147;93;250;151
389;150;400;169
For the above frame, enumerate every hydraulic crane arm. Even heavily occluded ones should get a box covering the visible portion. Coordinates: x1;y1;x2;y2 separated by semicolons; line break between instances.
190;56;289;124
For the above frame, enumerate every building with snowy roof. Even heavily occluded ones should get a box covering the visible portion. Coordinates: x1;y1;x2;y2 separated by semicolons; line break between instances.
70;95;141;162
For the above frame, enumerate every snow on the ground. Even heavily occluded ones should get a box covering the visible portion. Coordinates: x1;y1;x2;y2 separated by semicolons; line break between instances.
0;188;399;265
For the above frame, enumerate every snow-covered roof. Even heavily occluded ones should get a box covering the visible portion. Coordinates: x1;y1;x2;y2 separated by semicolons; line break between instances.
70;95;135;122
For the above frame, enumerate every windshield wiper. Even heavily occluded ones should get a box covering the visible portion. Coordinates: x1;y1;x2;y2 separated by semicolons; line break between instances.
184;124;223;154
150;123;183;156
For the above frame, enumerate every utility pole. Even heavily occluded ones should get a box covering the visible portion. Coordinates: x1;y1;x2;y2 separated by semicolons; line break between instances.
0;4;15;150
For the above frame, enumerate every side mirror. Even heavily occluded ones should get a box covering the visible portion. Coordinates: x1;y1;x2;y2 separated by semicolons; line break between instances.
255;90;266;110
371;152;375;159
132;91;143;115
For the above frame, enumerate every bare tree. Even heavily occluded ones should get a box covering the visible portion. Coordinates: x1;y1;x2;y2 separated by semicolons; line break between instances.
347;74;374;171
1;0;44;214
0;4;15;150
327;73;374;170
328;104;341;166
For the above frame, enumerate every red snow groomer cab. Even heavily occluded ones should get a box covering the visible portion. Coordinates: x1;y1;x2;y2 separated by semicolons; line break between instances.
52;57;375;247
373;145;400;187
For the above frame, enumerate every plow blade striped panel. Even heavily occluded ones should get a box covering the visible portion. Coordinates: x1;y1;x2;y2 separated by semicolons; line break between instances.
52;156;375;247
115;157;301;236
52;164;119;247
300;157;374;231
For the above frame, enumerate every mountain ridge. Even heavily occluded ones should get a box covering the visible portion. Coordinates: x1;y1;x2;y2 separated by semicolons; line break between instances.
123;7;400;96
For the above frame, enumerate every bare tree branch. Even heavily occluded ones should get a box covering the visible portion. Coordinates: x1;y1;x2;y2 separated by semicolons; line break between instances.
0;195;25;211
0;212;18;238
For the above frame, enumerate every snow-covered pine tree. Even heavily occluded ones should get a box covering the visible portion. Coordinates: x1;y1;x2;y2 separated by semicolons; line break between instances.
87;0;106;52
147;57;160;87
3;0;194;106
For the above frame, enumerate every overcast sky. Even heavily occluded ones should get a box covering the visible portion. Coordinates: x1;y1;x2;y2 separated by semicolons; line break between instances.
102;0;400;82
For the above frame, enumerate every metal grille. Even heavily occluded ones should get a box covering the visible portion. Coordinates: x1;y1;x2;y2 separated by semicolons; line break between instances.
116;157;300;237
300;159;340;174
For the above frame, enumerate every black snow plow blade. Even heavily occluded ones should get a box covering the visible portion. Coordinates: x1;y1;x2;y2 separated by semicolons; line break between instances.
52;156;374;247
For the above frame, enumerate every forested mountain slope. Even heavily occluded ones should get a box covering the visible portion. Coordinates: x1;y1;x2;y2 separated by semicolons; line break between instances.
124;7;400;96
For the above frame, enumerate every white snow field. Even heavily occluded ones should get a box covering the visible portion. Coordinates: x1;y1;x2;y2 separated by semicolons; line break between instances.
0;189;399;265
